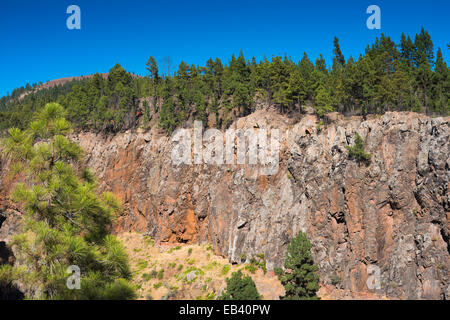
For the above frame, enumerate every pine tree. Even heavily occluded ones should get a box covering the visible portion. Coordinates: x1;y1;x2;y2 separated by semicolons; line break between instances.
333;36;346;67
315;54;327;73
276;231;319;300
432;48;449;114
414;28;434;113
0;103;136;300
346;132;371;162
108;64;132;92
146;56;159;81
176;61;190;81
270;56;290;111
218;270;261;300
400;33;415;68
287;68;307;112
298;52;316;101
314;84;334;116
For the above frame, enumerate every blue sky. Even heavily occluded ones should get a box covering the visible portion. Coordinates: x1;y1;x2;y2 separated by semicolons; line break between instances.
1;0;449;97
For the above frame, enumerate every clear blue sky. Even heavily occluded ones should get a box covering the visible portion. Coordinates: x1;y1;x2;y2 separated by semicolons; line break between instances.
1;0;449;97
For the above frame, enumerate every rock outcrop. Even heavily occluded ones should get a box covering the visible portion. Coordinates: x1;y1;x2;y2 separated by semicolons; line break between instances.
1;110;448;299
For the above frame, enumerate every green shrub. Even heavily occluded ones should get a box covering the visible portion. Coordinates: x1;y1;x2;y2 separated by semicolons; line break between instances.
168;245;182;254
221;265;231;276
136;259;148;270
204;261;218;271
244;264;257;274
277;231;320;300
153;282;163;289
248;253;267;274
205;292;216;300
218;270;261;300
143;236;155;246
142;273;151;281
346;132;371;163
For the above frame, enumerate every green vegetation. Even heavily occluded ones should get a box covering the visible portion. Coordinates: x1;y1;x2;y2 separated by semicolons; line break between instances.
204;261;219;271
136;259;148;270
0;103;136;299
244;264;257;274
153;282;162;289
205;291;216;300
252;253;267;274
167;245;182;253
142;272;156;281
218;270;261;300
221;264;231;276
346;132;371;163
276;231;320;300
1;29;448;135
143;236;155;246
177;266;205;284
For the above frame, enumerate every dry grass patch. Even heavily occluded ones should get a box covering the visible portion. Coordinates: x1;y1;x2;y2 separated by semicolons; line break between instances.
118;232;284;300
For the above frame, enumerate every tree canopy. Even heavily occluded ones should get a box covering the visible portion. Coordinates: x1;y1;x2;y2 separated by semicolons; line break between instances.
1;29;448;135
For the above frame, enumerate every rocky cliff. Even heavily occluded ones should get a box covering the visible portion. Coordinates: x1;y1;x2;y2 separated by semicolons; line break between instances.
1;110;448;299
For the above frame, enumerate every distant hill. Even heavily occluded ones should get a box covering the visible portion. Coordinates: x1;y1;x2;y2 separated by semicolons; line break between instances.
18;73;143;100
34;73;110;90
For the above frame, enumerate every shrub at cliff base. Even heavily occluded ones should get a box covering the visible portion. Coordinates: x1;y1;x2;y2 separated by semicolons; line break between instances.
275;231;320;300
218;270;261;300
0;103;136;299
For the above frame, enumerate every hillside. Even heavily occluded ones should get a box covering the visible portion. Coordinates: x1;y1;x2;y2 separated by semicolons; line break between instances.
0;28;449;300
17;73;110;100
1;108;448;299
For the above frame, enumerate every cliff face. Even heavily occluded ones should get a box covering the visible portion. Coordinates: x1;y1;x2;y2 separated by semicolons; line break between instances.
1;110;448;299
